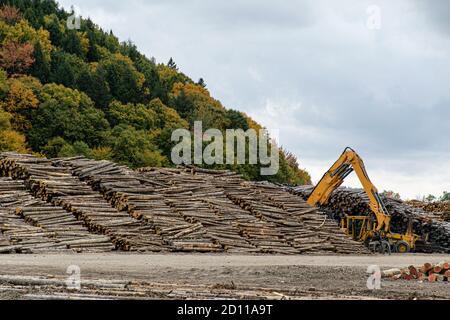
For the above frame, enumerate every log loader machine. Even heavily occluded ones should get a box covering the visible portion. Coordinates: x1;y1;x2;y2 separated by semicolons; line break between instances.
307;147;419;253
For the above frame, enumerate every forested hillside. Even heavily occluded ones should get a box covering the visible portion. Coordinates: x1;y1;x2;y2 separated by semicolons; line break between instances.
0;0;311;184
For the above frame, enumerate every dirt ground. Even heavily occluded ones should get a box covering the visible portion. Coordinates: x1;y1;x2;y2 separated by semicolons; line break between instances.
0;253;449;300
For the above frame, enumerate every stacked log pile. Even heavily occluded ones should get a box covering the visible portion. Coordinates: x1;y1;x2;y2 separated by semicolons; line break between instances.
141;169;257;253
291;186;450;251
193;172;369;254
405;200;450;222
0;178;62;253
0;152;371;255
55;158;222;252
15;206;114;252
382;261;450;282
146;168;369;254
253;183;368;254
0;177;113;253
0;153;165;252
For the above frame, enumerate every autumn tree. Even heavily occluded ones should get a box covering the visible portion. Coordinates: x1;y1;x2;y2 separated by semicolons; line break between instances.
0;41;35;75
0;5;22;24
148;98;189;158
2;75;41;131
0;1;313;182
0;107;27;152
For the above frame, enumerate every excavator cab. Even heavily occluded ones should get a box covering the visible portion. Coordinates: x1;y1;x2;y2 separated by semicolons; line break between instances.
307;147;419;253
342;216;369;241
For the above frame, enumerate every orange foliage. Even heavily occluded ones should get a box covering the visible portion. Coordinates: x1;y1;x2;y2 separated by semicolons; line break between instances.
0;5;22;24
0;41;35;75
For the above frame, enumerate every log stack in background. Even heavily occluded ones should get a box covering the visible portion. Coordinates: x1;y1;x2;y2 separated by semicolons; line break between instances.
405;200;450;222
291;186;450;252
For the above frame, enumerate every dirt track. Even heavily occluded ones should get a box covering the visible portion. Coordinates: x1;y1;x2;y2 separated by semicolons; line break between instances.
0;253;449;300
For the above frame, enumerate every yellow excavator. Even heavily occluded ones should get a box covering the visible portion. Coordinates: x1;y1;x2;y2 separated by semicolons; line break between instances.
307;147;419;253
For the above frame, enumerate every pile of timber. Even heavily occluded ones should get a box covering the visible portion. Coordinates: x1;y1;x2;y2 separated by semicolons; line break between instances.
0;153;165;252
0;177;113;253
253;183;368;254
148;168;368;254
192;172;369;254
382;261;450;282
140;169;258;253
0;152;370;255
54;158;224;252
291;186;450;252
0;177;62;253
405;200;450;222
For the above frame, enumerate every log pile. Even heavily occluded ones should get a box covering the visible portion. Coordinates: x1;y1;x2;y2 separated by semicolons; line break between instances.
0;153;165;252
54;158;222;252
382;261;450;282
0;177;62;253
405;200;450;222
1;152;371;254
141;169;259;253
0;177;113;253
194;172;369;254
291;186;450;252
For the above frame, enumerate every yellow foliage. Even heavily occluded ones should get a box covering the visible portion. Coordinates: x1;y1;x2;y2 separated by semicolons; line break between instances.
171;82;211;99
0;129;28;152
243;113;263;131
91;146;113;160
3;76;40;130
79;32;90;56
0;20;52;60
157;64;179;84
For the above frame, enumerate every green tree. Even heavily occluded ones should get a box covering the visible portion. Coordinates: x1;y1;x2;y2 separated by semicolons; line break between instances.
167;57;177;70
148;98;188;158
96;53;146;103
424;194;436;203
41;136;70;158
109;124;166;168
108;100;157;130
381;190;401;200
63;30;84;58
29;83;109;150
49;50;87;88
76;66;112;110
440;192;450;202
29;40;50;82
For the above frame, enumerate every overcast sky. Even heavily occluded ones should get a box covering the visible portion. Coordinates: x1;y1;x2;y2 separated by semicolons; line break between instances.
58;0;449;199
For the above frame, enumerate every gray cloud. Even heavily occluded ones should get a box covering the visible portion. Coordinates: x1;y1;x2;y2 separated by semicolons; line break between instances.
58;0;450;198
414;0;450;36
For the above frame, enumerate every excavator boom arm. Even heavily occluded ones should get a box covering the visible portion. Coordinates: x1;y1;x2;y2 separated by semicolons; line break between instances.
307;148;391;232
